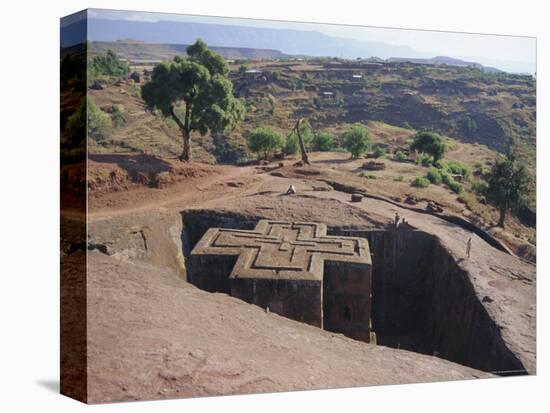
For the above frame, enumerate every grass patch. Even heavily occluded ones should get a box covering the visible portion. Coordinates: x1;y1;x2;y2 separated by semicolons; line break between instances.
359;172;377;179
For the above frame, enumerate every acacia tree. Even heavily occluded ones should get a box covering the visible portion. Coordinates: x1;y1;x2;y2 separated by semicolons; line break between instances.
410;130;446;165
142;39;245;161
487;152;531;228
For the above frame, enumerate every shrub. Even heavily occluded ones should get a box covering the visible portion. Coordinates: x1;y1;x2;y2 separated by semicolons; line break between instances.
462;115;478;135
447;179;464;194
90;50;129;78
359;172;377;179
444;160;471;178
472;180;489;196
426;167;442;184
393;151;408;162
313;131;335;151
394;175;404;182
110;104;126;127
411;176;430;188
416;152;433;167
70;96;112;141
371;145;386;158
342;125;370;158
248;127;285;159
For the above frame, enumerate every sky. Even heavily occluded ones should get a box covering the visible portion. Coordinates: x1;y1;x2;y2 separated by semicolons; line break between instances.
86;9;536;73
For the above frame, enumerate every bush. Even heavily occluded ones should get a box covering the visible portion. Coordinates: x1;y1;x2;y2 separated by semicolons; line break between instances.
313;131;334;151
426;167;442;184
87;96;113;140
342;125;370;158
90;50;129;78
359;172;377;179
393;151;408;162
371;145;386;158
248;127;285;159
394;175;404;182
444;160;471;178
447;178;464;194
110;104;126;127
472;180;489;196
416;152;433;167
462;115;478;135
411;176;430;188
284;135;299;154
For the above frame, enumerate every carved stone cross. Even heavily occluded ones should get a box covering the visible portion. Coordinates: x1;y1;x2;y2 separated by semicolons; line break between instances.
190;220;373;342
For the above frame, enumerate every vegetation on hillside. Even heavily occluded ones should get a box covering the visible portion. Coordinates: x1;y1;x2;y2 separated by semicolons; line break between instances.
79;41;536;242
89;50;129;79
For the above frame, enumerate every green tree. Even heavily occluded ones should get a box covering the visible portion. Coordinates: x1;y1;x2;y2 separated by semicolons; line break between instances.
410;130;446;165
313;132;335;152
248;127;285;160
142;39;245;161
238;65;248;74
342;125;370;158
487;152;532;227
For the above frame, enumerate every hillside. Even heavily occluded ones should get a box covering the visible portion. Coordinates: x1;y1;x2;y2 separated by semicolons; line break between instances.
89;40;288;62
69;45;536;252
227;59;535;169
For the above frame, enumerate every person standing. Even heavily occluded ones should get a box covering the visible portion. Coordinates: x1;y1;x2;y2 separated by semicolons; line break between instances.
466;237;472;259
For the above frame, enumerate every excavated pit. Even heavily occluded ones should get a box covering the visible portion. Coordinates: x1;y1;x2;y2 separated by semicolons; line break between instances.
180;209;525;376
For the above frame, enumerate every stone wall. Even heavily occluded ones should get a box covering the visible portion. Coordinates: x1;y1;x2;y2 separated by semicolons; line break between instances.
334;226;526;374
231;278;323;327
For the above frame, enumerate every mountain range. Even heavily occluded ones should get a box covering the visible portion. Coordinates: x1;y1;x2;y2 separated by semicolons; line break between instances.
60;16;531;73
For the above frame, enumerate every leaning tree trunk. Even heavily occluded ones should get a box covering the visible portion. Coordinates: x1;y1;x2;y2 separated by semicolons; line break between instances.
170;105;191;161
498;202;507;228
294;118;310;165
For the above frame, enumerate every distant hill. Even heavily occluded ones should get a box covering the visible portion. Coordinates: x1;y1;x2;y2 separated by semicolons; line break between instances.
89;41;288;62
388;56;503;73
78;18;424;60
